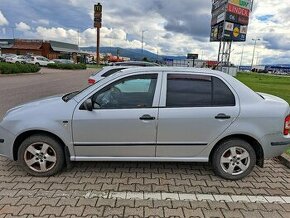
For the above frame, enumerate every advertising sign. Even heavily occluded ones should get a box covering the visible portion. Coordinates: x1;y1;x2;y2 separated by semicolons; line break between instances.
228;0;252;10
212;0;228;11
223;23;247;41
210;22;224;42
94;3;103;28
187;54;199;60
225;12;249;25
227;3;250;17
210;0;252;42
211;12;225;25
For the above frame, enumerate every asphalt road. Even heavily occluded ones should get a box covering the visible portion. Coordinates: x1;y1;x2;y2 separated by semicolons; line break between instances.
0;68;96;118
0;68;289;217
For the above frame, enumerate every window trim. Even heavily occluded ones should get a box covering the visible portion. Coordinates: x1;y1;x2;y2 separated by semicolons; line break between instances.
160;72;237;108
80;73;161;111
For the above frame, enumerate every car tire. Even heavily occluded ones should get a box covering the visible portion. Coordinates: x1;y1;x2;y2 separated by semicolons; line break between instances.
35;63;40;67
15;61;19;64
18;134;65;177
212;139;256;180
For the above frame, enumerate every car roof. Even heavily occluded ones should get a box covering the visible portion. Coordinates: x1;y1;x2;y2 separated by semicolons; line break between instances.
115;66;225;76
113;61;160;66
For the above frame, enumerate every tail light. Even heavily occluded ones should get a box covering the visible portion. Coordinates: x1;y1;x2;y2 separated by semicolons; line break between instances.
88;79;96;85
284;115;290;135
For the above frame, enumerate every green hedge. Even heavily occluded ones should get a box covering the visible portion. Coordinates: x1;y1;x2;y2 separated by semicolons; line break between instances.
0;63;40;74
47;63;87;70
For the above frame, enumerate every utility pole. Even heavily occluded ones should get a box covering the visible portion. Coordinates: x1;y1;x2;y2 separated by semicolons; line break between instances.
94;3;102;65
251;38;260;70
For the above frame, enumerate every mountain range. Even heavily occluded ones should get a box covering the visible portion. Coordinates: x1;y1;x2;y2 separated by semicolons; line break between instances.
81;46;186;61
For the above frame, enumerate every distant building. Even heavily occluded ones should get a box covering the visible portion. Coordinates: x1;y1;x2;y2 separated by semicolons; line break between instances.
0;39;86;62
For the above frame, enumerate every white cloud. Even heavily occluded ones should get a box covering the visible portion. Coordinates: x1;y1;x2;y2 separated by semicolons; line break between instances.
15;22;31;31
0;10;8;26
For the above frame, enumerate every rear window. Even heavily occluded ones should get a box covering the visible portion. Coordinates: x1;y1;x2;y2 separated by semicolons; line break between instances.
103;68;126;77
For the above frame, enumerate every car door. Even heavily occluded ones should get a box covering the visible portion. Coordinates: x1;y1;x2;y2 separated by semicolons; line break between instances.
72;72;161;158
156;72;240;157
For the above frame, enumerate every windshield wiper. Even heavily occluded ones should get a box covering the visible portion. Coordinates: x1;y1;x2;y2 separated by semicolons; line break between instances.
62;91;80;102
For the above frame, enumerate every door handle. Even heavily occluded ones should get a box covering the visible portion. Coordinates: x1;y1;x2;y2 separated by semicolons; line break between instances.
139;114;156;120
215;113;231;120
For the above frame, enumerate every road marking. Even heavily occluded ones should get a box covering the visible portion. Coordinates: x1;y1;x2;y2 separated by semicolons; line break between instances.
79;191;289;204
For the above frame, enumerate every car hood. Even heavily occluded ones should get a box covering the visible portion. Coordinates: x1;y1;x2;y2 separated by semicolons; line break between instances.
3;94;77;122
6;95;63;114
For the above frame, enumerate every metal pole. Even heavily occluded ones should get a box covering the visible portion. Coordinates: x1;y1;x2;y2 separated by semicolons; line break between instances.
96;27;100;65
239;44;245;68
251;38;260;70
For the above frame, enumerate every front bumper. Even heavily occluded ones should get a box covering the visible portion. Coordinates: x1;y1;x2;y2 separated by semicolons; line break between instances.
260;133;290;159
0;125;15;160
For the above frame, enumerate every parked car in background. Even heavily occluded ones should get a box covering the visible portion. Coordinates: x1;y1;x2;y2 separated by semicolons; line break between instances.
2;54;17;62
5;55;30;64
111;61;160;67
0;67;289;179
52;59;74;64
88;66;136;84
27;56;55;66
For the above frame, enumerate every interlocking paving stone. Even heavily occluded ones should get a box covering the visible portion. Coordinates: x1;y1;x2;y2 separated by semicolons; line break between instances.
0;155;289;217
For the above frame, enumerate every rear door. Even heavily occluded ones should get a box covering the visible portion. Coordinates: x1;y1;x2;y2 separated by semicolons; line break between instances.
156;72;240;157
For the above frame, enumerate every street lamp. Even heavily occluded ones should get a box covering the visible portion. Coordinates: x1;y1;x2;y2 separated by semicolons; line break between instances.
141;30;147;55
251;38;260;70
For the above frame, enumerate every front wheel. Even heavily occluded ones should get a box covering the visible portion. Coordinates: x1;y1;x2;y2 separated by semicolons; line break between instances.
18;134;65;176
212;139;256;180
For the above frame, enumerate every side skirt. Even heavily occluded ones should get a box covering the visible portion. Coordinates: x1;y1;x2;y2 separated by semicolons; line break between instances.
70;156;209;162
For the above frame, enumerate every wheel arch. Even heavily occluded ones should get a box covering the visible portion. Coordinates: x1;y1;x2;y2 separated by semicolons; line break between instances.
13;130;68;161
209;134;264;167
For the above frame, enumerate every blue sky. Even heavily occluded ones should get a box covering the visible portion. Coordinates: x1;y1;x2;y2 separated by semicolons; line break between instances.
0;0;289;65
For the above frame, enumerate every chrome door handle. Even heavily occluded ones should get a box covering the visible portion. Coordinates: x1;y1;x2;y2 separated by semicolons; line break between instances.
215;113;231;120
139;114;156;120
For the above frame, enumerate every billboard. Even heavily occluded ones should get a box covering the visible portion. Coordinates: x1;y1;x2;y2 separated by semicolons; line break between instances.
210;0;252;42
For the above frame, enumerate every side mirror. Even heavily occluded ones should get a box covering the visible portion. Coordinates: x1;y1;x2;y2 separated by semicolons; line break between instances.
83;99;93;111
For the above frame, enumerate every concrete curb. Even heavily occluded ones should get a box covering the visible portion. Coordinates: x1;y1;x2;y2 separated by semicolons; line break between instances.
278;153;290;169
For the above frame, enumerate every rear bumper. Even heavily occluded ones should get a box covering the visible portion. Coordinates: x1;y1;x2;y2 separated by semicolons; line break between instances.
260;133;290;159
0;126;15;160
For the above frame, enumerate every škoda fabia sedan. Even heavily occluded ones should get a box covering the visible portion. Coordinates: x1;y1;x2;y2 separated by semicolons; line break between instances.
0;67;289;180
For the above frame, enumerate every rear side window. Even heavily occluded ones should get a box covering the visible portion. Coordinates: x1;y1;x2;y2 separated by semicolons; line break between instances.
103;68;126;77
212;77;235;106
166;74;235;107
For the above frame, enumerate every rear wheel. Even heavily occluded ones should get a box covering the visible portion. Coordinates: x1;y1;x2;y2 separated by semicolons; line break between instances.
212;139;256;180
35;63;40;67
18;134;65;176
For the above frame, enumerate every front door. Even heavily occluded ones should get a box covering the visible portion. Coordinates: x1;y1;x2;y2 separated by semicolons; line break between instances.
72;73;160;158
156;73;240;157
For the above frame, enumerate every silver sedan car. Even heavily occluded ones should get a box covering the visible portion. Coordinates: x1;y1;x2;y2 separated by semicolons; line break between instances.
0;67;289;180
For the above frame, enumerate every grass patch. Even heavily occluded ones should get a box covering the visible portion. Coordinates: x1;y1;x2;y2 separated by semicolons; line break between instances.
0;62;40;74
286;148;290;156
236;72;290;104
47;63;87;70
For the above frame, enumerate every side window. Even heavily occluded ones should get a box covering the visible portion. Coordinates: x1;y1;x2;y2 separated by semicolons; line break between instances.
166;74;236;107
92;74;158;109
166;74;212;107
212;77;235;106
102;68;125;77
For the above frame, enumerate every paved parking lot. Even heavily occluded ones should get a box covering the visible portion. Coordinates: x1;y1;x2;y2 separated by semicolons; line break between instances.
0;68;289;217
